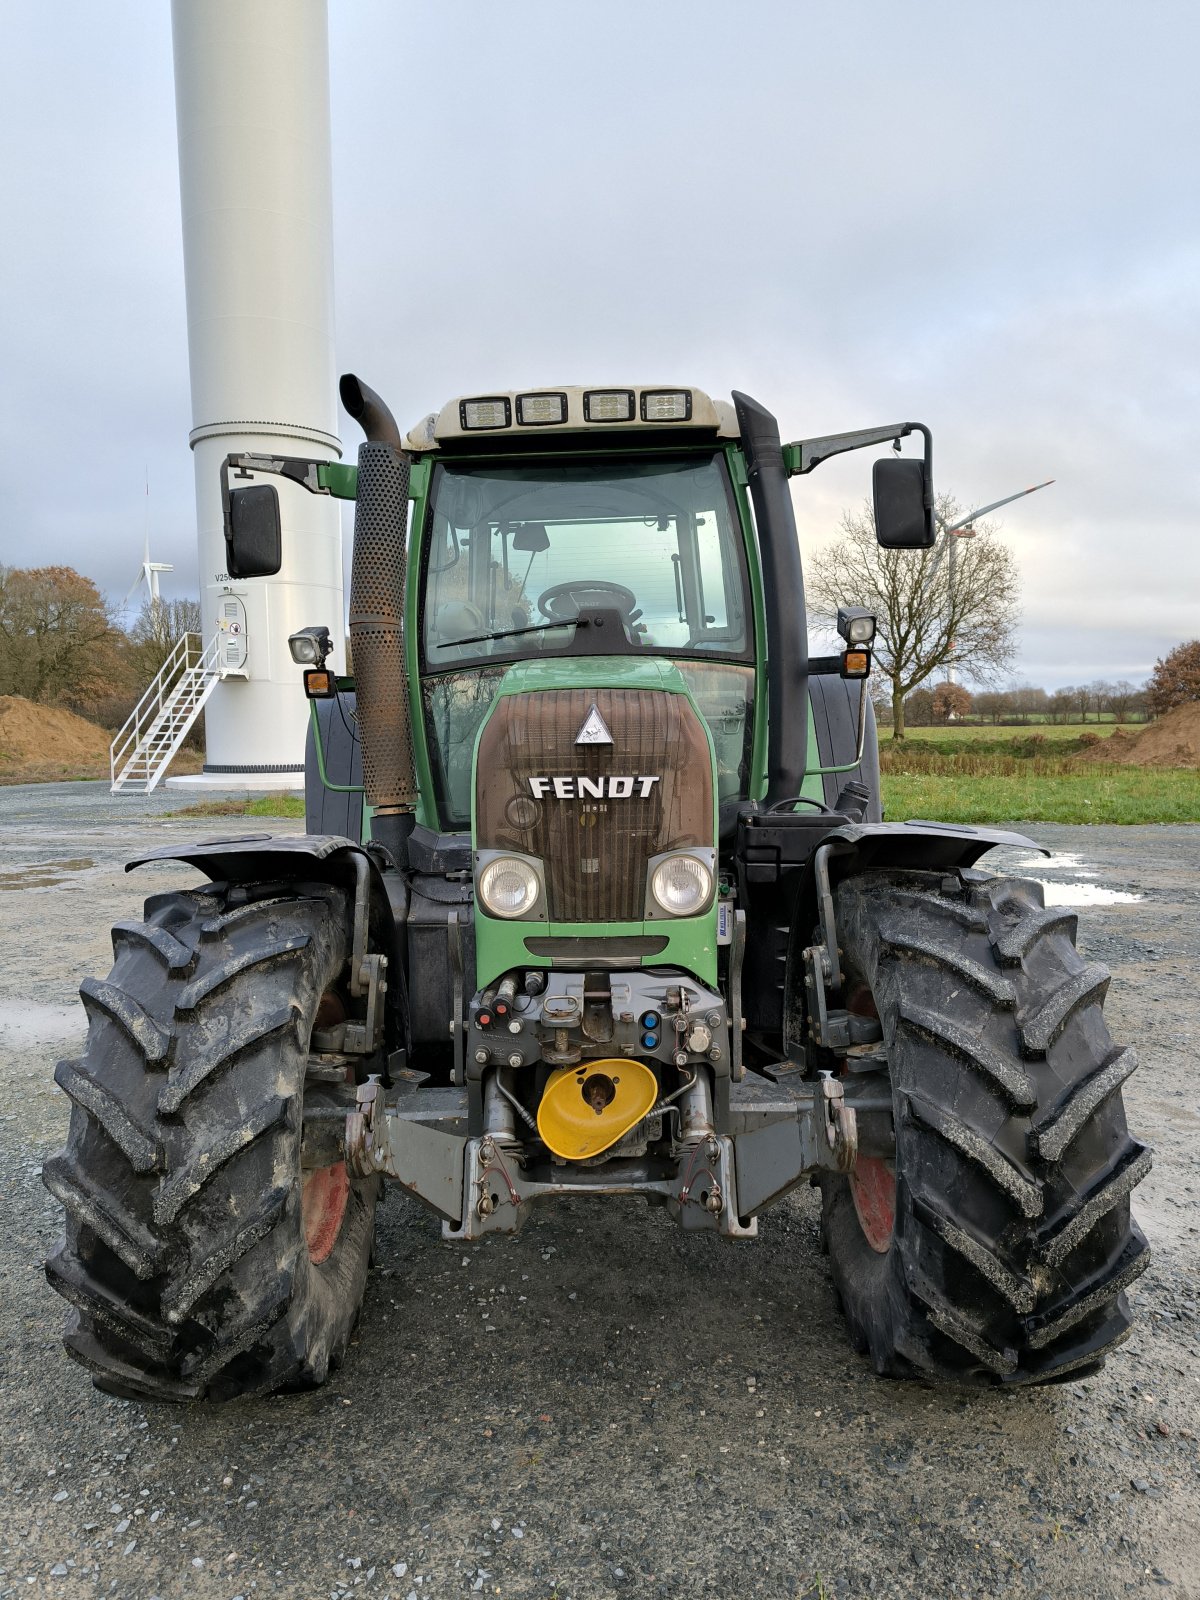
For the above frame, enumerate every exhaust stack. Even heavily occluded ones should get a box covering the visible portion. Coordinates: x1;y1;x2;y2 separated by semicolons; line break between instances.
340;374;404;450
343;375;417;862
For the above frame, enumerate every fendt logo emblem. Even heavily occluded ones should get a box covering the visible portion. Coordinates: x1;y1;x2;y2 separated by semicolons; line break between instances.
527;775;661;800
575;704;613;745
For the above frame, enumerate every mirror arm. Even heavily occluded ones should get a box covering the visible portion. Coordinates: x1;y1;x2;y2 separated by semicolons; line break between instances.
219;452;358;513
784;422;933;498
221;453;358;579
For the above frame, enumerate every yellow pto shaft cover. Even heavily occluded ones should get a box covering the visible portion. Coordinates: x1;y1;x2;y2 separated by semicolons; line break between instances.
536;1059;658;1162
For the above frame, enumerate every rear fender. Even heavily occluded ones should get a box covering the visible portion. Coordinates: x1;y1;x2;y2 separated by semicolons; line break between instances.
783;821;1049;1055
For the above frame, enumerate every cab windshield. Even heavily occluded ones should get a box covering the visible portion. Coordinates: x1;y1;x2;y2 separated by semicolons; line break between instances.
421;454;750;668
418;453;755;827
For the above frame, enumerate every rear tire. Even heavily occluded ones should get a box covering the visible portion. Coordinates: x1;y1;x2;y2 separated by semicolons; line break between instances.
819;869;1150;1385
43;882;378;1401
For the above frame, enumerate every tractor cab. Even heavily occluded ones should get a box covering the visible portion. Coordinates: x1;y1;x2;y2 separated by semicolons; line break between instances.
411;390;758;829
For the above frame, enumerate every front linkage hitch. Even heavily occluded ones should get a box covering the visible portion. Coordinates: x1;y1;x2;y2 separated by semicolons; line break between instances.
345;1049;873;1244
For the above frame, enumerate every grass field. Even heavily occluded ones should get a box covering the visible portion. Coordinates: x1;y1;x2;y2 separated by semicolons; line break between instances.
882;768;1200;825
170;792;306;819
879;724;1200;823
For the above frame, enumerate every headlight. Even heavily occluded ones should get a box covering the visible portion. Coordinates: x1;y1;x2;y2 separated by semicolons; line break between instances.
478;856;540;919
649;854;713;917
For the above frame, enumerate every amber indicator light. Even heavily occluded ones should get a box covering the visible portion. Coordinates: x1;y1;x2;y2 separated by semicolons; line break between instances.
303;669;335;698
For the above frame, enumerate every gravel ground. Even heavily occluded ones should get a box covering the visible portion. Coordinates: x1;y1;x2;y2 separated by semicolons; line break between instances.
1;782;1197;1600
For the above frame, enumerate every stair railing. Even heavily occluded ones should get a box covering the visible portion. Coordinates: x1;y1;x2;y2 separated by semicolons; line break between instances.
110;631;219;789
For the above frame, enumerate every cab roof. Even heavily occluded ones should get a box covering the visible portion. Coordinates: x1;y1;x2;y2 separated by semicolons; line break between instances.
404;385;739;452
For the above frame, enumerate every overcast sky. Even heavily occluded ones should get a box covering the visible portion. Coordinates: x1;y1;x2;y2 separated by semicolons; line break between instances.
1;0;1197;689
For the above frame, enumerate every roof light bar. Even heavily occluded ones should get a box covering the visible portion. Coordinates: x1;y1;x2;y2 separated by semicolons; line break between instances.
583;389;635;423
516;392;567;426
641;389;692;422
460;396;511;430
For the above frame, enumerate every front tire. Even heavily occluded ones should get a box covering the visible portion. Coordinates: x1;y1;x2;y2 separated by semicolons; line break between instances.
820;869;1150;1385
43;882;378;1401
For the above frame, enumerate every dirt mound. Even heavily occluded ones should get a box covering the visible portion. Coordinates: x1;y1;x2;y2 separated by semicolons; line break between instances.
0;695;110;776
1074;702;1200;767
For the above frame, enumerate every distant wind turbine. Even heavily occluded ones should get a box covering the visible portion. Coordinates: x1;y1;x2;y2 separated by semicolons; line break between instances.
122;474;173;618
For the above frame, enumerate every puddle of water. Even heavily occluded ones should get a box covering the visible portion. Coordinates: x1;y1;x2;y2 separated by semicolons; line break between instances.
1032;880;1142;907
0;1001;84;1049
1010;851;1097;879
1003;850;1140;904
0;857;95;891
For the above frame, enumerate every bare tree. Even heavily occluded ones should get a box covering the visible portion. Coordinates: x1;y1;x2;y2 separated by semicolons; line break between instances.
1103;681;1139;723
807;495;1020;738
1009;685;1049;722
127;596;203;678
1089;680;1115;720
972;689;1008;724
1048;687;1076;725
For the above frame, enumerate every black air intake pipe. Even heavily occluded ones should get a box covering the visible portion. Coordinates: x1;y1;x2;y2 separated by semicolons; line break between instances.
732;392;808;806
341;373;417;864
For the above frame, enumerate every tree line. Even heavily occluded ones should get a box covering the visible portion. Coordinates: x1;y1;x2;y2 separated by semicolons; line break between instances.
0;565;200;728
892;678;1152;728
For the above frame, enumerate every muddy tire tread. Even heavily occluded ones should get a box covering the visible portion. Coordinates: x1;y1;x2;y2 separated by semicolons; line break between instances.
820;870;1150;1386
43;884;377;1401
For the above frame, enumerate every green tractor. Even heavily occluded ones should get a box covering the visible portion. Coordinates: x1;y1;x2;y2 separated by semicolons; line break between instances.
44;380;1149;1399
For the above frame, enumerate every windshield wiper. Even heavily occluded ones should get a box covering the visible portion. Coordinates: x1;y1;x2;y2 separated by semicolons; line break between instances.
435;617;589;649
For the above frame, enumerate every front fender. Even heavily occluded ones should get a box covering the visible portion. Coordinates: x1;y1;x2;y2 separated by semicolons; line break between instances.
126;831;380;890
806;819;1047;880
126;833;400;1032
784;820;1049;1055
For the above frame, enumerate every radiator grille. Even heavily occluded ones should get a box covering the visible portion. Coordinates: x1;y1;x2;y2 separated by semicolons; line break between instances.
475;688;713;922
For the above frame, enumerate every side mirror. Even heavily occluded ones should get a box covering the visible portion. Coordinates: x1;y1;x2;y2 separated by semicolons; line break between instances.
226;484;282;577
873;458;935;549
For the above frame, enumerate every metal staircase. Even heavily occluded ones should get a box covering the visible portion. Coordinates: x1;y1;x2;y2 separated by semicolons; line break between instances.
110;632;222;793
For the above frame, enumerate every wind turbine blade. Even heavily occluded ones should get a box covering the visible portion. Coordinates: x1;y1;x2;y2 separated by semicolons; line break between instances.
943;479;1055;532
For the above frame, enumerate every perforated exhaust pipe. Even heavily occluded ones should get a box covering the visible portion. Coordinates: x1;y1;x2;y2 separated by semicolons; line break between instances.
341;374;417;865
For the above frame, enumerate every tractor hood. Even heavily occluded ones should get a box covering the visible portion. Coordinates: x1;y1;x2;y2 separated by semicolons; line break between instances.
470;656;720;989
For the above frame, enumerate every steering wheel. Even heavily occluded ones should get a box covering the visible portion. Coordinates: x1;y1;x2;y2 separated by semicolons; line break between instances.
537;580;638;622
